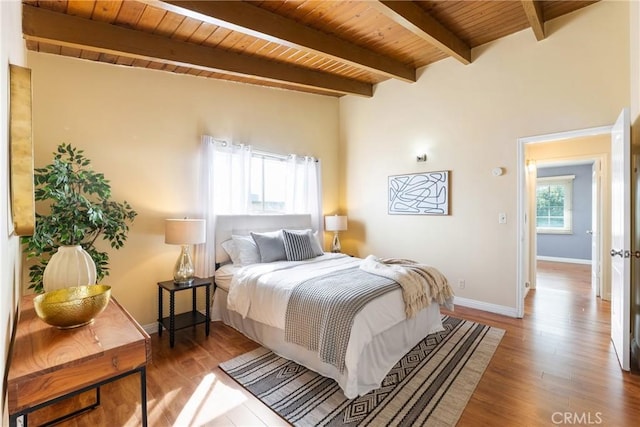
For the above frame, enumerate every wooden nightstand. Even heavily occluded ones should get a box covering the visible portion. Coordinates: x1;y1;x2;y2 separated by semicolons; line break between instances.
157;277;213;348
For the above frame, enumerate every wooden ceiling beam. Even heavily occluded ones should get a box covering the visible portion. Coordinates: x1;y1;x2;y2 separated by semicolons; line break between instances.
521;0;545;41
22;5;372;97
143;0;415;83
371;1;471;65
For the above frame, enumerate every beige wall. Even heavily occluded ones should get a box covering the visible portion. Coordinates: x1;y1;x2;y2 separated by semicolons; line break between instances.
1;1;25;423
525;135;611;163
339;0;629;313
27;52;340;326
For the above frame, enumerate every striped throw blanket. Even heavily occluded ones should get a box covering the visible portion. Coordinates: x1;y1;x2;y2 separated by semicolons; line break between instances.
359;255;455;318
285;267;398;373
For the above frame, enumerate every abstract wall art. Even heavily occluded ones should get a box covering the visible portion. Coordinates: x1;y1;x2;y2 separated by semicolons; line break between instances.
388;170;449;215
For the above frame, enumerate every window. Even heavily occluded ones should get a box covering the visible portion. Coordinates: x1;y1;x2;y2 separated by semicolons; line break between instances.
249;154;287;213
536;175;575;234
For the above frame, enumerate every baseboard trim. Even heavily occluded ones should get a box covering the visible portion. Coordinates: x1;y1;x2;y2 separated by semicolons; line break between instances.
537;256;592;265
632;338;640;372
453;296;519;318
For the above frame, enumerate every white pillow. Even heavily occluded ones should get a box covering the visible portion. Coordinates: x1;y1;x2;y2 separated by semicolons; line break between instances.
231;234;261;266
220;239;239;264
311;230;324;256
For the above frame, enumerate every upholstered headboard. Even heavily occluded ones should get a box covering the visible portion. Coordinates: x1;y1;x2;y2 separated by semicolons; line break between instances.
214;214;312;264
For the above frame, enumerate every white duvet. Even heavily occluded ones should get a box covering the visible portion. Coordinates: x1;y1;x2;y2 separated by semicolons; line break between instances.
227;253;411;333
223;253;446;397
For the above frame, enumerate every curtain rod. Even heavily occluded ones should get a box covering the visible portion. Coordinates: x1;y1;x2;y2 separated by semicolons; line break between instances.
253;149;289;161
203;135;318;162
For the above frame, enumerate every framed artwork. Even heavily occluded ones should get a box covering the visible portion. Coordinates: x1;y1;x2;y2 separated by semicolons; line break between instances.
388;170;449;215
9;64;35;236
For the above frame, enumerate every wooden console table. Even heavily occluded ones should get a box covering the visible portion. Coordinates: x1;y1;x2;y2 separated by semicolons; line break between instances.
7;295;151;426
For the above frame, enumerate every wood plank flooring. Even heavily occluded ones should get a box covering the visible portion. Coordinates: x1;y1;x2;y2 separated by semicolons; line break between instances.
26;261;640;426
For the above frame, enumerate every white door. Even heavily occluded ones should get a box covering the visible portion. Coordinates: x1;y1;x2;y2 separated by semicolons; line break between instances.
591;161;601;297
610;108;631;371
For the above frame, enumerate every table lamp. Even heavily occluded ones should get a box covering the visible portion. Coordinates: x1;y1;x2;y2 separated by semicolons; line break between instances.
165;218;206;285
325;215;347;253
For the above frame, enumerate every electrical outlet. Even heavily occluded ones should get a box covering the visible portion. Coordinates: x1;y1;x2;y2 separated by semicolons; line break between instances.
498;212;507;224
458;279;465;289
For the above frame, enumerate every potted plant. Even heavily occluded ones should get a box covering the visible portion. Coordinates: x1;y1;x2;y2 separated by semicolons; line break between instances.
22;143;137;293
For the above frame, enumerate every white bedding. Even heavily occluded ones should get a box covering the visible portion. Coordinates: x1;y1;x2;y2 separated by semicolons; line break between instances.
213;263;238;291
218;253;447;398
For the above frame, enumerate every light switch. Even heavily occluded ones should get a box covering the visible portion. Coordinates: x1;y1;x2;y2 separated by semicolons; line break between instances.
498;213;507;224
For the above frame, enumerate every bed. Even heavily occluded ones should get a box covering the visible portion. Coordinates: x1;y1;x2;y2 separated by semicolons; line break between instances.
212;214;453;399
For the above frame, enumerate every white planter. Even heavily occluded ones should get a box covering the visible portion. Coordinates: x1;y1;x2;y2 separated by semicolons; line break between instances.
43;245;97;292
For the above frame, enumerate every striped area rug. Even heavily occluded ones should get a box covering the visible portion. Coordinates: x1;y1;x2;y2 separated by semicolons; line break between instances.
220;316;504;426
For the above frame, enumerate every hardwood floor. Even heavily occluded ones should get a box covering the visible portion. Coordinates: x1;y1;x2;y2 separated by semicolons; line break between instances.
455;260;640;426
27;261;640;426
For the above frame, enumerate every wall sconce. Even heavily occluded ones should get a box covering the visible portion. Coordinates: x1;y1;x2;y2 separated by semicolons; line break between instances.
416;154;428;162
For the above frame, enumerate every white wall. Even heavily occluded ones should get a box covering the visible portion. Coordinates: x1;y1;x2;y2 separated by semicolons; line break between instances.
339;0;629;314
632;0;640;130
1;1;25;423
27;52;340;326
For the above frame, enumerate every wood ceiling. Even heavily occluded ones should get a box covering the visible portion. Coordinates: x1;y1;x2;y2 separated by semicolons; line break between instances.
22;0;598;98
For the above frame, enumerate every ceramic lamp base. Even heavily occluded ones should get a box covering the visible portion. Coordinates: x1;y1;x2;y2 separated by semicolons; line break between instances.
331;232;341;253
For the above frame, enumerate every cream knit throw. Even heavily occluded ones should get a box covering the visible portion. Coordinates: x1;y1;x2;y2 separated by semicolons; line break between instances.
359;255;455;318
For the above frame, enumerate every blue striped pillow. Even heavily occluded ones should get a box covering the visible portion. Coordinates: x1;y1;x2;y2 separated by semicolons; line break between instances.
282;229;317;261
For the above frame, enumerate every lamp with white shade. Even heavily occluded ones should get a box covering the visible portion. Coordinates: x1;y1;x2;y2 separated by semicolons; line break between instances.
325;215;347;253
165;218;206;285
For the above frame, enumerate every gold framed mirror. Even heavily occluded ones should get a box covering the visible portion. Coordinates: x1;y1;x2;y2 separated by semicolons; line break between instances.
9;64;35;236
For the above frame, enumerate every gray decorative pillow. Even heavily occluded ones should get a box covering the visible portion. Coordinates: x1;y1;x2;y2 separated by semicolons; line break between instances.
251;230;287;263
284;229;323;257
282;229;317;261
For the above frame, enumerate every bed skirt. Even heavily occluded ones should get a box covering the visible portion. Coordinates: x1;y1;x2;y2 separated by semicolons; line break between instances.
212;287;444;398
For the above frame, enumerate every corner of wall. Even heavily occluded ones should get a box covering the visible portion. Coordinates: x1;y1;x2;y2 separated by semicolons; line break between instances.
1;0;26;424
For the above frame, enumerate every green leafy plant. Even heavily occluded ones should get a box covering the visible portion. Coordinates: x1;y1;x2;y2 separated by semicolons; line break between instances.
22;143;137;293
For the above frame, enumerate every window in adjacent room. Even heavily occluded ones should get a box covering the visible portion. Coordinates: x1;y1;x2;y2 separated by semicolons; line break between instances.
536;175;575;234
250;153;287;213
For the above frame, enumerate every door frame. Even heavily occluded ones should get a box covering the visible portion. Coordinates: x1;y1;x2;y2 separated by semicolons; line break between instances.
592;158;603;298
531;156;604;289
516;125;612;318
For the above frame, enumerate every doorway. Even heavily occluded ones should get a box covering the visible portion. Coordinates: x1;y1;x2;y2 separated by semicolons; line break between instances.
532;158;603;296
516;126;612;318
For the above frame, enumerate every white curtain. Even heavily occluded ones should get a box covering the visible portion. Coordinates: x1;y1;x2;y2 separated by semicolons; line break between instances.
285;155;323;234
195;135;253;277
195;136;323;277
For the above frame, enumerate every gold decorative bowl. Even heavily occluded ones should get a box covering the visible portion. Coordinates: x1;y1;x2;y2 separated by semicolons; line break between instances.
34;285;112;329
